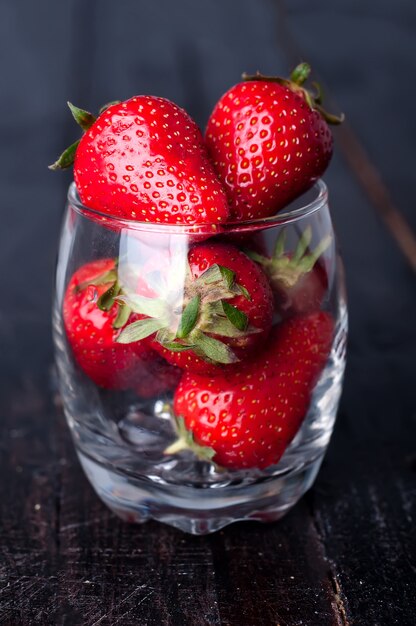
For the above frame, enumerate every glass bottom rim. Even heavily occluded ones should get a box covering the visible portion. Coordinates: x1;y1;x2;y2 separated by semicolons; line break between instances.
76;446;326;534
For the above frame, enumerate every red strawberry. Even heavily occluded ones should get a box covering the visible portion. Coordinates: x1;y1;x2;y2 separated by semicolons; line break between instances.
205;63;343;220
63;258;154;389
282;262;327;315
50;98;230;226
247;226;331;316
134;358;182;400
117;241;274;375
220;230;268;257
168;311;334;470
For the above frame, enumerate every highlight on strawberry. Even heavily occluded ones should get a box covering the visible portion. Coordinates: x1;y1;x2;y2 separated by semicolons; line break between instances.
116;241;274;375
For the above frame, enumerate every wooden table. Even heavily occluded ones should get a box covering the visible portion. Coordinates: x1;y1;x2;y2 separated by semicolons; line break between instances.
1;1;415;623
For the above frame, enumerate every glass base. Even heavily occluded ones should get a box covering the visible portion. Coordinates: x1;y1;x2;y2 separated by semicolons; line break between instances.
77;448;324;534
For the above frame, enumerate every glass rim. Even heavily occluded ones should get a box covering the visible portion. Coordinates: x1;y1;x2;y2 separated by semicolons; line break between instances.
67;179;328;234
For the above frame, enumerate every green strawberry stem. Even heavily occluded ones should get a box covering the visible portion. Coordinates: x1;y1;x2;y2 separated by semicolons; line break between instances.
113;302;132;329
49;101;114;170
165;417;216;462
164;439;189;455
314;105;345;126
74;261;133;331
48;140;80;171
75;268;118;292
97;280;122;311
67;102;97;131
311;81;323;105
242;63;344;125
117;261;259;366
189;329;239;364
98;100;121;114
273;229;286;259
116;318;166;342
176;295;200;338
291;226;312;263
248;227;331;289
290;62;311;86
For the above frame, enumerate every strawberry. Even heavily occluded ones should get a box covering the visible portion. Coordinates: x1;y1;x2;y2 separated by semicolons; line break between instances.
220;230;268;257
168;311;334;470
134;358;182;400
247;226;331;316
116;241;274;375
63;258;154;389
50;98;230;226
205;63;343;220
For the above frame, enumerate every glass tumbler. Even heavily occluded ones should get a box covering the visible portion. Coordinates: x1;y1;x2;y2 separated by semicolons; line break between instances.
53;180;347;534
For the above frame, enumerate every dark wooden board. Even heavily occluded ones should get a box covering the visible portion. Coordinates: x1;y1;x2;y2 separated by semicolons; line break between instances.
0;0;415;624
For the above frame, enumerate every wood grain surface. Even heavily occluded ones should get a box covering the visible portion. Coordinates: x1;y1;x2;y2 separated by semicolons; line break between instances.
0;1;415;624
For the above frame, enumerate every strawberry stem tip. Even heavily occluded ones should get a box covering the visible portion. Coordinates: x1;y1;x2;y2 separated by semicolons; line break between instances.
49;100;117;170
242;63;344;125
67;102;97;132
48;140;80;171
165;417;216;462
290;62;311;86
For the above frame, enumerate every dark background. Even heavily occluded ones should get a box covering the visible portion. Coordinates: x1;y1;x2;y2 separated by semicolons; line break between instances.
1;1;416;624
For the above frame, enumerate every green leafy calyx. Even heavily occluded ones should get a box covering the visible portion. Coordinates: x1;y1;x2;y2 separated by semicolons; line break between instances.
247;227;332;290
117;261;259;365
67;102;97;132
165;417;216;462
242;62;344;125
49;99;118;170
75;262;133;331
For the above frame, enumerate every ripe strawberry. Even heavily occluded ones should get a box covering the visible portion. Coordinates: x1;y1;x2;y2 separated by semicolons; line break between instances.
117;241;274;375
205;63;343;220
63;258;154;389
220;230;268;257
168;311;334;470
134;358;182;399
50;98;230;226
247;226;331;316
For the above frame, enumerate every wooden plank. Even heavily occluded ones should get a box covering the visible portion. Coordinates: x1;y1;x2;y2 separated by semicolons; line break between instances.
0;371;61;625
311;427;416;625
209;504;344;626
53;439;222;625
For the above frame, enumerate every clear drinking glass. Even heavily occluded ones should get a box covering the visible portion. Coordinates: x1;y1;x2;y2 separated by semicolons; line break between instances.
53;180;347;534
